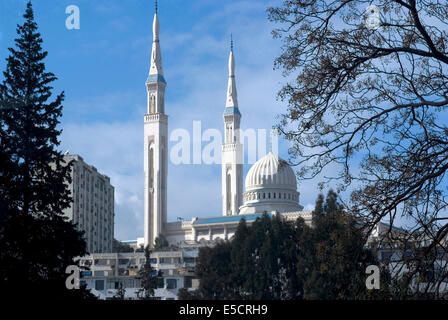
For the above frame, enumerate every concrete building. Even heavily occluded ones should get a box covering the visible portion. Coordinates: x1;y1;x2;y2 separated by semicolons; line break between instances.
77;249;199;300
63;154;115;253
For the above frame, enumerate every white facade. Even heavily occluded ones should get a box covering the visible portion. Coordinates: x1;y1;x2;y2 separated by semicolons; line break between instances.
77;250;199;300
142;8;312;248
62;154;114;253
222;44;244;216
144;11;168;248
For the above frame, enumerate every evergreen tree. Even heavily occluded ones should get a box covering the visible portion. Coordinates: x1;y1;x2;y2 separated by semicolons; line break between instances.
154;235;169;250
137;246;159;299
195;242;233;299
112;239;134;253
185;193;393;300
0;2;91;299
189;214;305;300
298;190;391;299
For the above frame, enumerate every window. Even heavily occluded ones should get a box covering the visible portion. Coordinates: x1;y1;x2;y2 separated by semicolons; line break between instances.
156;277;164;288
95;270;104;277
184;257;195;264
172;257;181;264
166;279;177;289
95;280;104;291
159;257;170;264
184;277;193;288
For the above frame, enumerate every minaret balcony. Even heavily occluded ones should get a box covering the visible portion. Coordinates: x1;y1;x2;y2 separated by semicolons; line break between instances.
144;113;167;123
222;143;242;152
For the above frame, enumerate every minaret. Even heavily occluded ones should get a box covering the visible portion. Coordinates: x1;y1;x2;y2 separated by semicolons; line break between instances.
144;4;168;248
222;36;244;216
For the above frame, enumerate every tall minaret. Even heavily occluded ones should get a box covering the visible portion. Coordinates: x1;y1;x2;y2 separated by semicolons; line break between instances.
222;36;244;216
144;3;168;248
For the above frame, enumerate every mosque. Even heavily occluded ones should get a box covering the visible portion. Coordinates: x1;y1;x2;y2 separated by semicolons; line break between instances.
143;9;313;248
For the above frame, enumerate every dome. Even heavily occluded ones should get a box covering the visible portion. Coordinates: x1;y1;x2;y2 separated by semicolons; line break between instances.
245;152;297;191
239;152;303;215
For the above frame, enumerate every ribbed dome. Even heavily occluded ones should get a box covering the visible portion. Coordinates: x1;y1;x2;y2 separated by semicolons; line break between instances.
245;152;297;191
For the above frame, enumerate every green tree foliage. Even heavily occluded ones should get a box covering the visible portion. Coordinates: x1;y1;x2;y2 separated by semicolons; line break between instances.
299;190;390;299
112;239;134;253
268;0;448;296
187;214;304;300
137;245;161;299
184;191;392;300
0;2;93;299
154;235;169;250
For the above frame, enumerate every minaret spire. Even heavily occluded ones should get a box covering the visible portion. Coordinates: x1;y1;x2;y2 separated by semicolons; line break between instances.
148;4;164;79
226;35;238;108
144;3;168;248
222;35;243;216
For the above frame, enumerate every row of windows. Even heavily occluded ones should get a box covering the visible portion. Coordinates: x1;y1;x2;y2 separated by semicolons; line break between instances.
244;191;298;202
90;277;172;292
91;257;195;267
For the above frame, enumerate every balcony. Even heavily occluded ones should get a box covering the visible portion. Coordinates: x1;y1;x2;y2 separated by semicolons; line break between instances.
144;113;167;123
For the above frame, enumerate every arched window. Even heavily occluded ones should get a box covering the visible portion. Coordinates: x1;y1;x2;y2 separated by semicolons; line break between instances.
149;146;154;188
150;94;156;114
226;173;232;214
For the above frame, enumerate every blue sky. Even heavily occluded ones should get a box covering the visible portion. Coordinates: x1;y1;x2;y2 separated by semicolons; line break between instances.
0;0;339;240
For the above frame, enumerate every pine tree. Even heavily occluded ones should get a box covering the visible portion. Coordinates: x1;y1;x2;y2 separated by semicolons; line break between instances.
0;2;91;299
299;190;391;299
137;246;159;299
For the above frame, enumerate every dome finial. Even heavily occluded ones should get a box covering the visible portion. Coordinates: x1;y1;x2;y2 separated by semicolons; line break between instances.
230;33;233;52
155;0;158;14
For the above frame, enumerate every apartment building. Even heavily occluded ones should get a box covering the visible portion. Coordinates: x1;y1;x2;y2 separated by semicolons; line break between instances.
63;154;114;253
76;249;199;300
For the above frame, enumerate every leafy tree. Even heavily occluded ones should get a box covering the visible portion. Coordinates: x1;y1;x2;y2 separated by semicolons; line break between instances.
154;235;169;250
268;0;448;296
0;2;92;299
113;239;134;253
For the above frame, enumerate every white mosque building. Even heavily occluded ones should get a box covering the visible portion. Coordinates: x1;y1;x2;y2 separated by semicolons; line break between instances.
143;9;312;248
